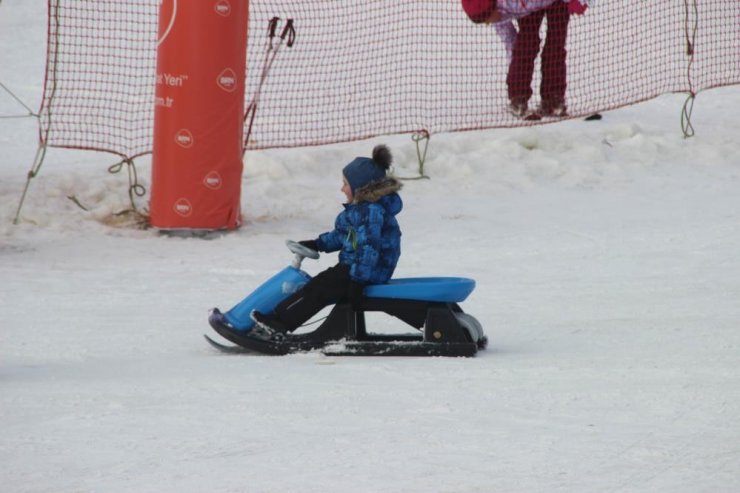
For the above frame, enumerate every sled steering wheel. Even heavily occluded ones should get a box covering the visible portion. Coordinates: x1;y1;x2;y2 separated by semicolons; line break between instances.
286;240;320;260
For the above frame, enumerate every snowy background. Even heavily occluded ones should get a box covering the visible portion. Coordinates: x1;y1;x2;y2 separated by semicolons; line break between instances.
2;2;740;492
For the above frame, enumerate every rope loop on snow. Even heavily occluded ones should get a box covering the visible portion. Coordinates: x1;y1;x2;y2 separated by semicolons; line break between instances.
400;130;431;180
395;131;431;181
681;0;698;138
108;158;147;214
681;92;696;138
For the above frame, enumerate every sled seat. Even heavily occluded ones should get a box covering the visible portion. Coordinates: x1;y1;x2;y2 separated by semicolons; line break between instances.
364;277;475;303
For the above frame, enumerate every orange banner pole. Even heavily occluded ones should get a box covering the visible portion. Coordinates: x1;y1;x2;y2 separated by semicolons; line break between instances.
150;0;248;230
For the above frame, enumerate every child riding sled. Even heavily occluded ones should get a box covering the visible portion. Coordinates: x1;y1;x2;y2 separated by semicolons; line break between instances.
249;144;403;340
207;144;486;356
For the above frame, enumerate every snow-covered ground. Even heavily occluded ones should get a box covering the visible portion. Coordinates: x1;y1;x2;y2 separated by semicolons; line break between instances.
2;3;740;493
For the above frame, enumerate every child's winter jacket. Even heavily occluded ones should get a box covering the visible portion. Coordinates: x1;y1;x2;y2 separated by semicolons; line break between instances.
317;177;402;284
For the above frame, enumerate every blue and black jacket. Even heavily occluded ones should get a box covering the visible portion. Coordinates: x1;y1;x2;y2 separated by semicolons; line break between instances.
316;177;402;284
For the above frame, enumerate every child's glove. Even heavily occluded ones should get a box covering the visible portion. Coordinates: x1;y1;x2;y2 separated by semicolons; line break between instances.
348;280;365;309
298;239;319;252
567;0;588;15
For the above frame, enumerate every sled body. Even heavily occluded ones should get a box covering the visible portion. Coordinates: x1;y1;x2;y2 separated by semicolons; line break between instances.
208;241;486;357
211;276;486;357
224;265;310;330
364;277;475;303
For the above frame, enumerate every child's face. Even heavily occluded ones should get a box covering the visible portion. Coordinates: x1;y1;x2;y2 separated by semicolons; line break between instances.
341;176;353;202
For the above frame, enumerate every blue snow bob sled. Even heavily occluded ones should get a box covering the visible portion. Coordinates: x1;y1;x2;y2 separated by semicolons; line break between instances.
222;262;312;331
207;240;487;357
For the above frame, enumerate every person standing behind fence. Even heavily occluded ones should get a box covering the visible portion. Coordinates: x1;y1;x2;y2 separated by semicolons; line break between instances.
463;0;592;119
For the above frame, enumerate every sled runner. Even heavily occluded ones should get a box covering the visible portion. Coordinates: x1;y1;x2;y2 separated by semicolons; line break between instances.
207;241;487;357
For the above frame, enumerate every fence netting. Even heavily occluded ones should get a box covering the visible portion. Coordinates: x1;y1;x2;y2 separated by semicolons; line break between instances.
40;0;740;159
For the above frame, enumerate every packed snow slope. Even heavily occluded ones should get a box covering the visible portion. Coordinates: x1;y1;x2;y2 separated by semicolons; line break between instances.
2;2;740;492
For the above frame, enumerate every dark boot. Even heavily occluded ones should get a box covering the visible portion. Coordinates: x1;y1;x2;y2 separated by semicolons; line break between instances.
251;310;291;333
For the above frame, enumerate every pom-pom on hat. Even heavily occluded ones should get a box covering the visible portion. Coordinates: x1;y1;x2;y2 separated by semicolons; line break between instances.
462;0;497;23
343;145;393;194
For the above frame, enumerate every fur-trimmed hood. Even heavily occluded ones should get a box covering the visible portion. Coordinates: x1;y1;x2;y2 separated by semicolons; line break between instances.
352;176;403;205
